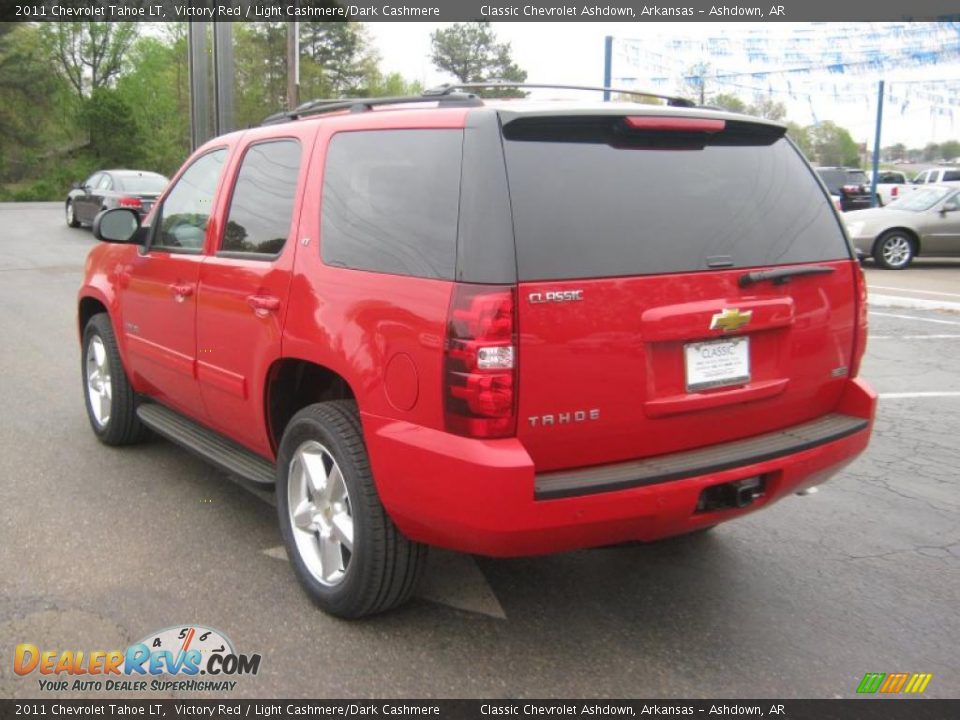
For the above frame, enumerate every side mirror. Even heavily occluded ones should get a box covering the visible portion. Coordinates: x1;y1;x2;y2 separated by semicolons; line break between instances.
93;208;143;244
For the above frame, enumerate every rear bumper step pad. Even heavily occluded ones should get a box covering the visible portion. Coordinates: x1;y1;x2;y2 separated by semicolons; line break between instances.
137;403;275;485
535;413;869;500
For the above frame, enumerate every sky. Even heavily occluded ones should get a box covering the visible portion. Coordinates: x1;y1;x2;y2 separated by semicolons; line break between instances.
365;22;960;149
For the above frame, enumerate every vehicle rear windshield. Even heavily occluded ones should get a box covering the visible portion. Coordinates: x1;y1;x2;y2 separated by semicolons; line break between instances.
116;174;168;193
503;118;850;280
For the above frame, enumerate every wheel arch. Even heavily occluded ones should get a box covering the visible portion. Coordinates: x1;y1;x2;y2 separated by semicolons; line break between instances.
264;358;358;454
78;295;110;340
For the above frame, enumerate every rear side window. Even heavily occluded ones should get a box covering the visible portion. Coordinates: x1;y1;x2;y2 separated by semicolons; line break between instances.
222;139;301;256
503;120;850;281
944;170;960;182
321;129;462;279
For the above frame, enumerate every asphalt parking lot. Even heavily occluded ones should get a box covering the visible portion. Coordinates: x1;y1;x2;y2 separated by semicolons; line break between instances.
0;202;957;699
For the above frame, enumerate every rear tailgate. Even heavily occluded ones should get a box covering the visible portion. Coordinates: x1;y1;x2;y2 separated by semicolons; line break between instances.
500;111;858;472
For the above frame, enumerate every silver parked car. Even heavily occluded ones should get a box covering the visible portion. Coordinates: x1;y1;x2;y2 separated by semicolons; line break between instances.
844;185;960;269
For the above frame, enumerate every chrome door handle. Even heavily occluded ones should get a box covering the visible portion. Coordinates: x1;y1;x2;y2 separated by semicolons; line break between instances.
247;295;280;315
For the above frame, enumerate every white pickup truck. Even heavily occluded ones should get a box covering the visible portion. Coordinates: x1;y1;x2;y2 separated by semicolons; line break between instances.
874;170;914;206
876;167;960;206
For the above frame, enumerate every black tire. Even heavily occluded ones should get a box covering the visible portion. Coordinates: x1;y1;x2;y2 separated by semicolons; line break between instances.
276;400;427;618
873;230;915;270
81;313;149;445
66;200;80;228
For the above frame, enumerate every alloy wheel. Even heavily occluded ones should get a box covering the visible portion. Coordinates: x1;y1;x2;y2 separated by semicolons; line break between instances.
287;440;354;587
85;335;112;428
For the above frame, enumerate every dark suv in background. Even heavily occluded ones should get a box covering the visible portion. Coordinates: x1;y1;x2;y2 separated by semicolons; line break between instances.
815;167;872;211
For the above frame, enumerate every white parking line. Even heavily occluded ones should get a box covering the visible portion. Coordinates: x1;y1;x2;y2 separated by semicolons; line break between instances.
870;311;960;327
868;294;960;312
871;335;960;340
869;285;960;299
880;392;960;399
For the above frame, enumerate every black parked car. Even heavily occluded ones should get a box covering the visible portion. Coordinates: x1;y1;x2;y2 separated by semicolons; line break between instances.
815;167;872;212
65;170;168;228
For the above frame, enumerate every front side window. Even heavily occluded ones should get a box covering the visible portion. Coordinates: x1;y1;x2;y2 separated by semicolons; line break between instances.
97;174;113;191
321;129;462;279
154;148;228;251
221;140;301;256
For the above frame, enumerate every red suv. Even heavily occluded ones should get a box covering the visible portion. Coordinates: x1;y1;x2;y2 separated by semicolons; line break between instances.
78;86;876;618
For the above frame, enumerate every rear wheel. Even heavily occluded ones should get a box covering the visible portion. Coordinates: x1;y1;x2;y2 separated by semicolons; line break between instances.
276;400;427;618
66;200;80;228
82;314;149;445
873;230;915;270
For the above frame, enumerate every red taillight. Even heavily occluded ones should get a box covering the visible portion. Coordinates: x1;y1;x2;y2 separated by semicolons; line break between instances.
891;186;899;198
624;116;725;133
850;263;868;378
444;284;517;439
118;196;142;208
841;184;860;194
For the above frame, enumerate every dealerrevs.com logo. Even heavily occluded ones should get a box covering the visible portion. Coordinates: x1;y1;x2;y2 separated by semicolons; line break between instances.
14;625;261;693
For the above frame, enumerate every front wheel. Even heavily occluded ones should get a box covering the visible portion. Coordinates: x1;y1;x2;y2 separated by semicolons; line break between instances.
873;231;915;270
276;401;427;618
81;314;149;445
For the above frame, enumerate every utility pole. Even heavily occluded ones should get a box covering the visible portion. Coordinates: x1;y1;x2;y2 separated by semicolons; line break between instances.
187;22;210;151
603;36;612;101
287;21;299;110
213;23;234;136
870;80;884;208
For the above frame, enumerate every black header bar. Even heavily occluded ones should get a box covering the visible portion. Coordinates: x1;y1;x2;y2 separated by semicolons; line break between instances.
4;0;960;22
0;700;957;720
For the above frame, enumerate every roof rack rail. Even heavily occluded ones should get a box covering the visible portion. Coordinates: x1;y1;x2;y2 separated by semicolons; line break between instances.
423;81;696;108
261;91;483;125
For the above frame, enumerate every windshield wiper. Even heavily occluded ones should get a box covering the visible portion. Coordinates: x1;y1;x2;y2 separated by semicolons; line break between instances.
739;265;836;288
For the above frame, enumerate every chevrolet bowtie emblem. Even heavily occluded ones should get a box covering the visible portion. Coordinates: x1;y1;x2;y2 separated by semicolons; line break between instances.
710;308;753;332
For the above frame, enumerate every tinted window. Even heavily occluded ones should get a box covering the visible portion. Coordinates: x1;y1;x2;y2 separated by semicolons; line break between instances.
504;128;849;280
222;140;301;256
116;174;168;193
321;130;462;279
815;169;843;193
155;149;227;251
943;170;960;182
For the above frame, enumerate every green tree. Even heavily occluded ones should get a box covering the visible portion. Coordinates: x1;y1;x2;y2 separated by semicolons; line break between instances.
42;21;139;99
430;22;526;96
234;22;287;128
299;22;378;100
808;121;860;166
710;92;746;113
683;62;711;105
884;143;906;162
785;122;813;159
922;142;941;162
747;97;786;121
81;87;138;167
0;23;63;178
115;32;190;175
940;140;960;162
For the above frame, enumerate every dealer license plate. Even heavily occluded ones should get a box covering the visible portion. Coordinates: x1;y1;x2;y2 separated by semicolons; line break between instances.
684;337;750;392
